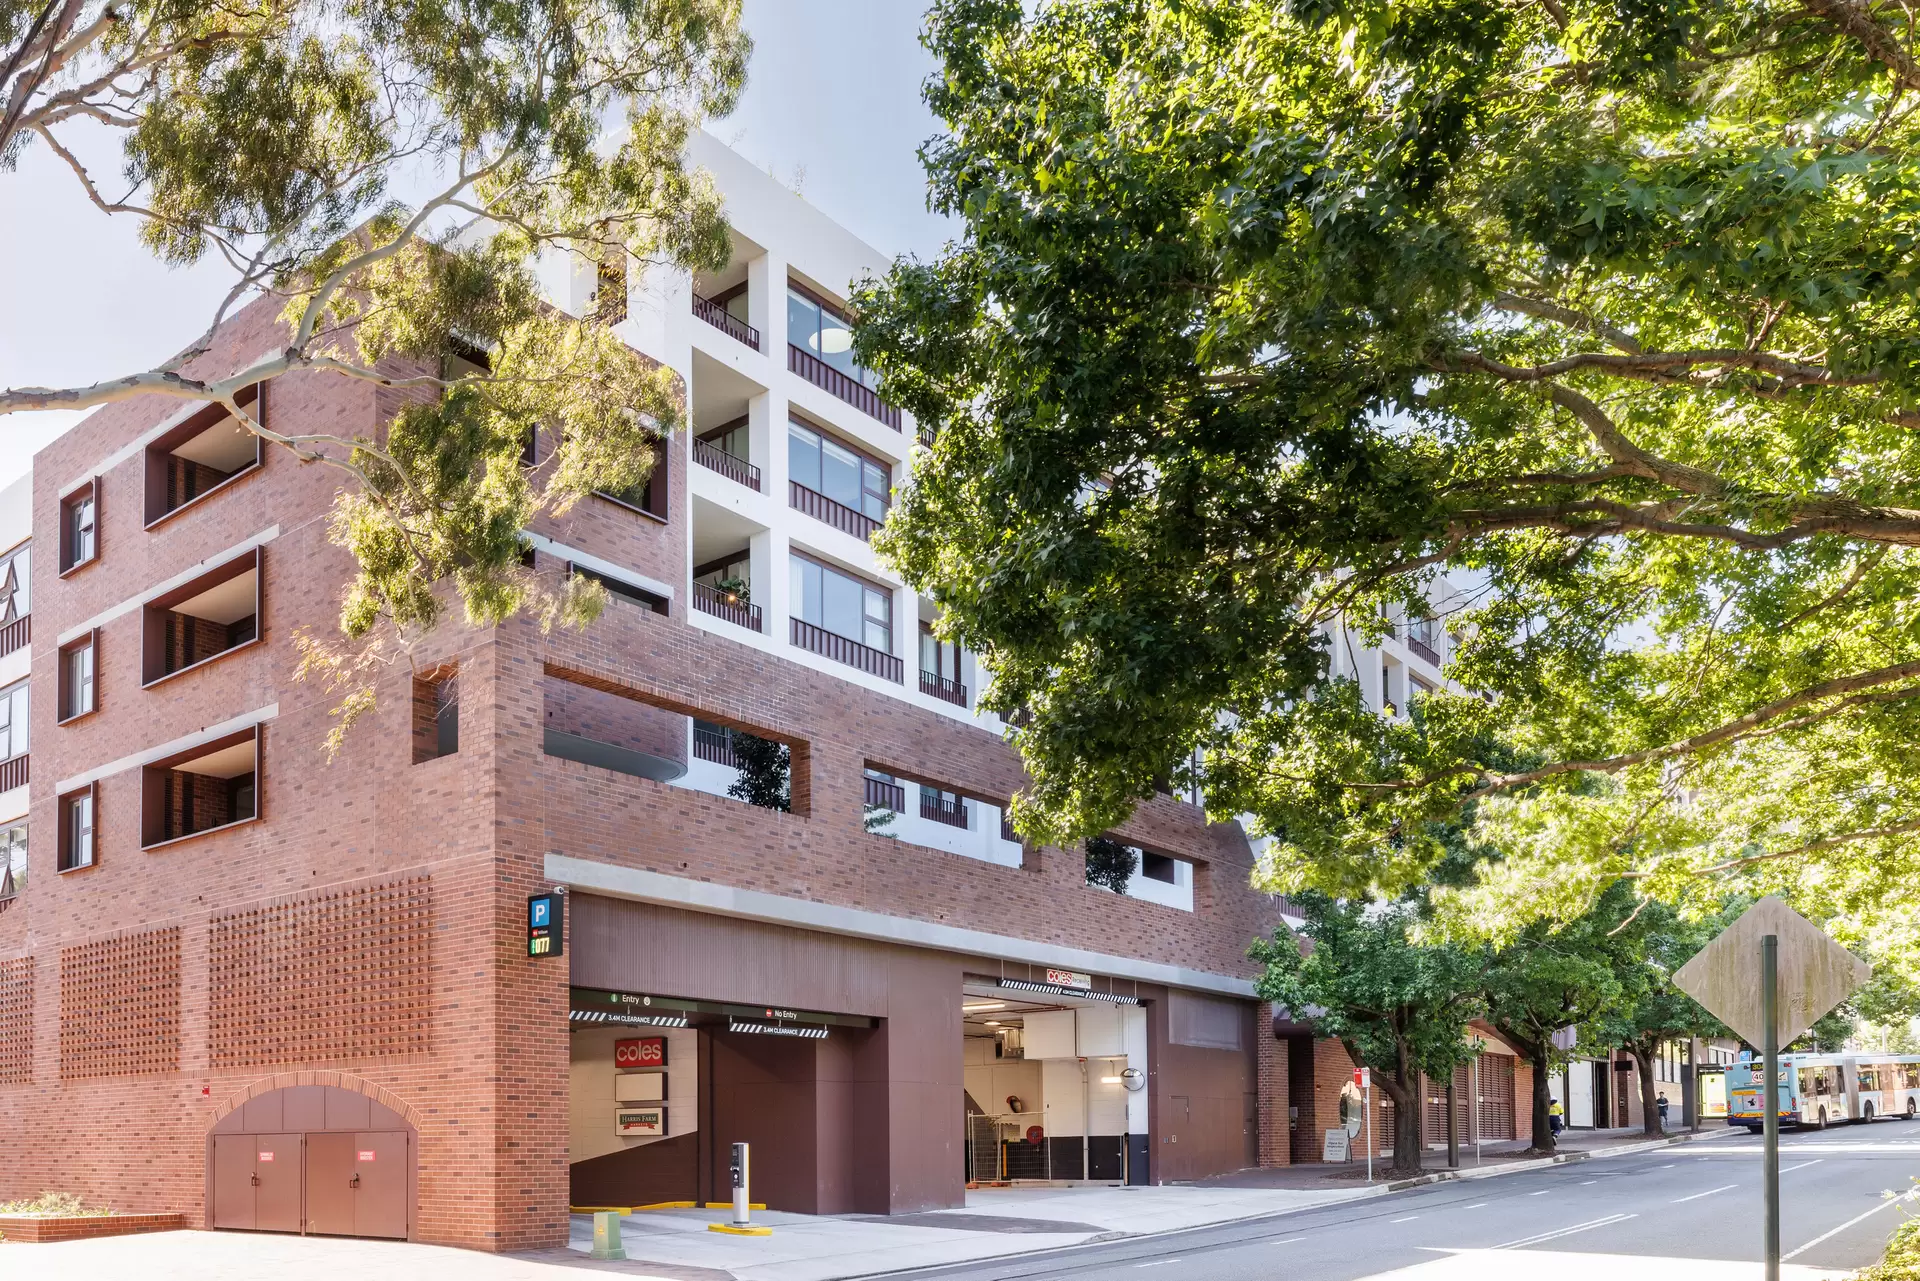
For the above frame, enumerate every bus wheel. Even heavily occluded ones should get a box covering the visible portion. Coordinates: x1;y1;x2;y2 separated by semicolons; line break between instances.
1817;1107;1828;1129
1907;1099;1916;1119
1865;1102;1876;1122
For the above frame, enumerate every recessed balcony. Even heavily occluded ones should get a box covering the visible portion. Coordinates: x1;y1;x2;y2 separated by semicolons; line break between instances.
919;670;967;708
694;292;760;351
694;435;760;491
693;580;762;633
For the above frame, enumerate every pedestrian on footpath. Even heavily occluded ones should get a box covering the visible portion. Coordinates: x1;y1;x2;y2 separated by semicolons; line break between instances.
1549;1098;1564;1136
1657;1094;1670;1127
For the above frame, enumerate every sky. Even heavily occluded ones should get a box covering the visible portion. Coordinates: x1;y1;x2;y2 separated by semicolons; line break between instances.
0;0;955;489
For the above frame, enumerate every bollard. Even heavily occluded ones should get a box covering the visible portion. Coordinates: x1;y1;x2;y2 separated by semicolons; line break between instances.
590;1210;627;1261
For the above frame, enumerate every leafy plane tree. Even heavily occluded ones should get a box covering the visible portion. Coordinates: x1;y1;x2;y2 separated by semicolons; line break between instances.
1257;892;1483;1176
859;0;1920;937
0;0;749;717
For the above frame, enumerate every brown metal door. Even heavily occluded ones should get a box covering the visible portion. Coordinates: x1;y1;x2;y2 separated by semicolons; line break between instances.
254;1134;304;1233
304;1132;356;1236
351;1132;408;1239
210;1134;257;1230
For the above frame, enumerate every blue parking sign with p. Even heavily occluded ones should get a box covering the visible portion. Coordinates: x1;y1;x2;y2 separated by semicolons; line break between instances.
527;891;563;957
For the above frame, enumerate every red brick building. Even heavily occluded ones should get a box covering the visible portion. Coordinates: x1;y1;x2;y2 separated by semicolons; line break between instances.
0;138;1353;1250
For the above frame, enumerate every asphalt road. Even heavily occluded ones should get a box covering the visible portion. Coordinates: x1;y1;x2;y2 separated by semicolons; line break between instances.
881;1122;1920;1281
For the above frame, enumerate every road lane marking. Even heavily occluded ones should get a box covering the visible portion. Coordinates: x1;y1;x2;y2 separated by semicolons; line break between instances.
1672;1183;1738;1203
1528;1190;1551;1196
1783;1198;1903;1261
1392;1216;1420;1223
1135;1260;1183;1268
1781;1160;1823;1174
1579;1180;1597;1185
1465;1203;1488;1209
1493;1213;1636;1250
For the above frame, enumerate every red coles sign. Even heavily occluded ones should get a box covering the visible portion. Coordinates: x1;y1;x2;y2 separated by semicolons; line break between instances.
615;1037;666;1069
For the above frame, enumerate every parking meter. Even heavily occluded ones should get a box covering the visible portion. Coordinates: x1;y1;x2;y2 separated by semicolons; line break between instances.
730;1142;750;1225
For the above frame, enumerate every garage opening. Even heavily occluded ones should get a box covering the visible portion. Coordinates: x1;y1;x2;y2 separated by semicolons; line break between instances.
207;1085;414;1238
961;976;1147;1186
568;987;885;1214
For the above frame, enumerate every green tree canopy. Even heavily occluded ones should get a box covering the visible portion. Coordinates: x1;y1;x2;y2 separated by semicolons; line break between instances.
1591;900;1729;1134
1256;891;1483;1173
859;0;1920;945
3;0;748;670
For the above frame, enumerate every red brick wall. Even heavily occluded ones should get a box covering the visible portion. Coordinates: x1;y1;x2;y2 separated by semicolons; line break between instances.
1256;1024;1289;1166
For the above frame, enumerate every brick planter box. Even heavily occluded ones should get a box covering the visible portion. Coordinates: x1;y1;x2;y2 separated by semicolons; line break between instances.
0;1213;184;1243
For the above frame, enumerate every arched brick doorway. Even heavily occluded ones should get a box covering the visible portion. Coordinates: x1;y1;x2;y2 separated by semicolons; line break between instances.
206;1082;416;1239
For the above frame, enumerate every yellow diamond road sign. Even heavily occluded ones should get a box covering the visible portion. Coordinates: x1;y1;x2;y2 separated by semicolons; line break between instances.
1672;896;1870;1048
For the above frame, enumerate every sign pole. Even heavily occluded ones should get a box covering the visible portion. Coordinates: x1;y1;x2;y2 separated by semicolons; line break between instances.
1364;1071;1373;1185
1762;933;1780;1281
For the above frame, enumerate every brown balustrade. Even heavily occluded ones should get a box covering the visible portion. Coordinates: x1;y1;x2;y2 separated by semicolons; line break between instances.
864;776;906;812
0;615;25;659
790;481;882;542
921;793;969;829
693;721;737;767
1000;813;1019;844
1408;637;1441;665
919;669;967;708
0;754;26;793
788;343;901;430
791;617;902;682
693;580;763;632
693;294;761;350
693;438;761;491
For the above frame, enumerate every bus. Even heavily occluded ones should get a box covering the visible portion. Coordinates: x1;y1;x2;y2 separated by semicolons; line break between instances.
1726;1052;1920;1129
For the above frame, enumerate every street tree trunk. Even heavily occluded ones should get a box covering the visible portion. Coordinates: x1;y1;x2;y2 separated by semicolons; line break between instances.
1527;1043;1555;1155
1376;1073;1423;1177
1629;1040;1664;1137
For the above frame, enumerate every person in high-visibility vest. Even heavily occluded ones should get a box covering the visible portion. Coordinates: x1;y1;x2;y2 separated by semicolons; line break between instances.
1549;1097;1565;1136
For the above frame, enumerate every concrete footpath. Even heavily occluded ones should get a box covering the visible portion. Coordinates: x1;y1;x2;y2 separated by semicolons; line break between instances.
0;1126;1747;1281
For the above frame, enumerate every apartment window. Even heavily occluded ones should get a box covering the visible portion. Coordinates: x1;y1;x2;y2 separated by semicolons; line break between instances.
595;433;670;521
413;666;458;763
0;543;27;623
788;417;888;521
1142;851;1178;884
0;822;23;897
0;679;26;760
1411;613;1441;649
58;631;97;723
787;284;877;388
790;554;891;653
59;480;98;574
571;564;669;616
141;727;260;848
58;785;95;872
919;783;968;829
140;548;261;685
142;384;265;525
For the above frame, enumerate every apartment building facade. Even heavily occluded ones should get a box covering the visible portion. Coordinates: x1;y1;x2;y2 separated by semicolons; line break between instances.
0;136;1335;1249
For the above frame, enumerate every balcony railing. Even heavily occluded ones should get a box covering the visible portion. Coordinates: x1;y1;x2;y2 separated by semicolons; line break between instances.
693;721;737;768
790;481;882;542
919;669;968;708
792;617;902;682
0;615;26;659
1408;637;1441;665
864;776;906;812
1000;812;1019;844
788;344;901;430
693;580;763;633
0;753;26;793
694;437;761;491
921;792;969;829
693;293;761;350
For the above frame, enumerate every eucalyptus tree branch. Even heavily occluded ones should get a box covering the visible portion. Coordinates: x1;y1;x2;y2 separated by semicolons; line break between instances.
1491;290;1641;353
1695;816;1920;873
1443;346;1874;389
1798;0;1920;91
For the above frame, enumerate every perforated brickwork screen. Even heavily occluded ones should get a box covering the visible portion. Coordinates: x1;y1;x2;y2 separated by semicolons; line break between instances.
208;875;432;1068
0;955;32;1082
60;927;181;1078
